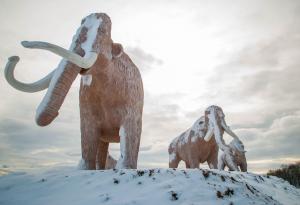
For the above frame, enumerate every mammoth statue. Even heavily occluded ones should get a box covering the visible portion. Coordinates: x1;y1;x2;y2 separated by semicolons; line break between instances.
168;105;241;169
218;138;247;172
168;116;218;168
4;13;144;170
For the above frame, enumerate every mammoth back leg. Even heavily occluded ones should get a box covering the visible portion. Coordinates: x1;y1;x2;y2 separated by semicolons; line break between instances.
96;140;109;170
116;117;142;169
105;153;117;169
207;157;218;169
207;149;219;169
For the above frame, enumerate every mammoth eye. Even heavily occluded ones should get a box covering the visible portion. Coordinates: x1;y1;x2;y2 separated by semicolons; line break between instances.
199;121;204;124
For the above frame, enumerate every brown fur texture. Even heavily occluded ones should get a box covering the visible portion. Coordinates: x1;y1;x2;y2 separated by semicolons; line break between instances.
168;116;219;169
35;13;143;169
78;14;143;169
168;105;240;169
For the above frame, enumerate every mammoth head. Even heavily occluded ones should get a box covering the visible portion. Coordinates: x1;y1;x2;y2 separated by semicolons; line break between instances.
230;138;246;154
190;116;207;137
203;105;239;146
229;138;247;172
4;13;123;126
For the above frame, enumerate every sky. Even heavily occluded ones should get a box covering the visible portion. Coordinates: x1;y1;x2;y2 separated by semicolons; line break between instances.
0;0;299;173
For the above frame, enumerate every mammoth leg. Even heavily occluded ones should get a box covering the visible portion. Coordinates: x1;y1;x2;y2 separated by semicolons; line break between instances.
116;117;142;169
105;153;117;169
80;118;100;170
240;161;247;172
169;153;180;168
96;140;109;170
185;161;191;168
207;147;218;169
207;156;218;169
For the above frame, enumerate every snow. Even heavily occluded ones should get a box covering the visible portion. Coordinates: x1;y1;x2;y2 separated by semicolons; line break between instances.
81;74;93;86
0;167;299;205
79;14;102;58
36;14;101;120
77;158;87;170
116;126;126;169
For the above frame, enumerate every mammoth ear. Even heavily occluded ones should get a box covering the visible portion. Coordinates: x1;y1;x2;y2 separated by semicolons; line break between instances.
112;43;123;58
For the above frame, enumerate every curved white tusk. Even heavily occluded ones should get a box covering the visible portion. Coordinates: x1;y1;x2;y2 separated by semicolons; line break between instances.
21;41;98;69
4;56;54;93
204;128;214;142
221;120;239;139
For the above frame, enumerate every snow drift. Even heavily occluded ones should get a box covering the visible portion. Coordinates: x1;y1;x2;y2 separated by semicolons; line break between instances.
0;167;299;205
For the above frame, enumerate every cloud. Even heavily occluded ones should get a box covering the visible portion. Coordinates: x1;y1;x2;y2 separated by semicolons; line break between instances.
126;46;163;72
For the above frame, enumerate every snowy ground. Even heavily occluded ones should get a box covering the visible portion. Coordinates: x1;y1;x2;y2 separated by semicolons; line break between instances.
0;167;299;205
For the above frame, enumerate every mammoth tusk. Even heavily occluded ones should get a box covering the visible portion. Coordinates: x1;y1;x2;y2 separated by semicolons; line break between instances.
204;128;214;142
4;56;54;93
221;121;239;139
21;41;98;69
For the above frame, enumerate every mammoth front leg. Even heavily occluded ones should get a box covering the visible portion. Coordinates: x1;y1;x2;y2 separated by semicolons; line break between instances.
96;140;109;170
80;118;101;170
116;117;142;169
169;153;181;168
240;161;247;172
208;145;219;169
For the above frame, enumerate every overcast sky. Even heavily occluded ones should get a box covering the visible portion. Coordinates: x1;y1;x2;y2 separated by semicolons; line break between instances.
0;0;299;173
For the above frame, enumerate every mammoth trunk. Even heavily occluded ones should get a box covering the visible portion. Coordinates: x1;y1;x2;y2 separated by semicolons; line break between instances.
209;109;227;152
35;60;81;126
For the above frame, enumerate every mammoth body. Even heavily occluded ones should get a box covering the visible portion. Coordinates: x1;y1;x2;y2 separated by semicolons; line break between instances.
79;46;143;170
168;116;219;169
218;139;247;172
4;13;143;170
169;105;243;169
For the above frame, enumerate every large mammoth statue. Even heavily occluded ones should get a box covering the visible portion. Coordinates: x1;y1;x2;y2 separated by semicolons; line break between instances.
218;138;247;172
4;13;144;170
168;105;240;169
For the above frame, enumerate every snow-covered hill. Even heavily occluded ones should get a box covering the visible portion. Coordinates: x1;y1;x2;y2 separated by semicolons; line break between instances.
0;167;299;205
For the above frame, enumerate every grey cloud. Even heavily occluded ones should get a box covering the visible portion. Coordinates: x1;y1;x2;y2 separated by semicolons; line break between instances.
233;107;300;167
126;47;163;72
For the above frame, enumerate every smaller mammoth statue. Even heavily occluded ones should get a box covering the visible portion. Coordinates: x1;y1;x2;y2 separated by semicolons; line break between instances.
168;105;240;169
218;138;247;172
168;116;218;169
